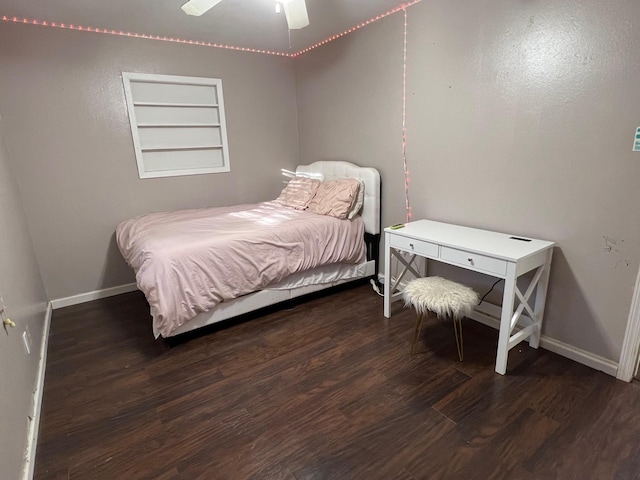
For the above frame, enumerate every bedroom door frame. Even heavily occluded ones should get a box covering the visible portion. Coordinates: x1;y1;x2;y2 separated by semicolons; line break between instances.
616;265;640;382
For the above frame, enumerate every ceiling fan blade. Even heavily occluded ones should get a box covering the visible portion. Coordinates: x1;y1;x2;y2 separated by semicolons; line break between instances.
181;0;223;16
283;0;309;29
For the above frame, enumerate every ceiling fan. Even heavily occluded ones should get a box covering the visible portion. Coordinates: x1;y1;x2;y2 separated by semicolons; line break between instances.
180;0;310;30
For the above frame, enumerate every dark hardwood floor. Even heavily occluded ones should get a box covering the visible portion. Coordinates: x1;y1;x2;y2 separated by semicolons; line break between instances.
35;282;640;479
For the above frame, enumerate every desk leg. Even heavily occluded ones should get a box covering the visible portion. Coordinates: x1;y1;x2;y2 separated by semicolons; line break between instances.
495;263;517;375
530;248;553;349
384;231;391;318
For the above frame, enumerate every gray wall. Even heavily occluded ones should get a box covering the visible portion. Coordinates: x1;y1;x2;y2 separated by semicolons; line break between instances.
0;23;300;300
0;121;48;479
295;0;640;361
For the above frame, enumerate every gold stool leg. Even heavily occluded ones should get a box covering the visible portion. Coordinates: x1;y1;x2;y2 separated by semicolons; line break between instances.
411;312;426;355
452;316;464;361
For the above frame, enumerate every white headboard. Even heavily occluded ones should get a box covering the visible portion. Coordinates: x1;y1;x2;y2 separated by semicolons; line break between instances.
296;161;381;235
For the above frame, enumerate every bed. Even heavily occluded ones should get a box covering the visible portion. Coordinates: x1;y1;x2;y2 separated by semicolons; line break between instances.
116;161;381;338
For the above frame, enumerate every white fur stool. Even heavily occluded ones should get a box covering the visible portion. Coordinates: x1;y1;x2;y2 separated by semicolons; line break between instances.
403;276;479;360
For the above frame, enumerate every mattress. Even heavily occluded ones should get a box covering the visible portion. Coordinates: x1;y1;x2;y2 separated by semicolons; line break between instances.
267;261;369;290
116;201;365;336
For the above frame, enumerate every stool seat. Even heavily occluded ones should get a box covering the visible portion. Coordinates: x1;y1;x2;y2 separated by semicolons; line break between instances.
403;277;478;360
403;277;478;319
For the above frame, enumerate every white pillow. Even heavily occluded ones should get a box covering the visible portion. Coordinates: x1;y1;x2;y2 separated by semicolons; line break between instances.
347;179;365;219
296;171;324;181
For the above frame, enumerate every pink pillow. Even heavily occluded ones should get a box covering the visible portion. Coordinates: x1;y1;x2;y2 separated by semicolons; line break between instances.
307;178;361;219
274;176;321;210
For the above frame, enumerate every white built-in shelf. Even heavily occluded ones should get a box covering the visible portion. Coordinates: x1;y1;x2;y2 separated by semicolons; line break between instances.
123;72;230;178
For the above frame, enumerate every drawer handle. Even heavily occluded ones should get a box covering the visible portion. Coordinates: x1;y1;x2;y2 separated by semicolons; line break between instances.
409;243;414;248
467;257;474;264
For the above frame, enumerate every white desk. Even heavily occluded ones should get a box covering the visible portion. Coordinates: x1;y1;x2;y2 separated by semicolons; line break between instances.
384;220;554;375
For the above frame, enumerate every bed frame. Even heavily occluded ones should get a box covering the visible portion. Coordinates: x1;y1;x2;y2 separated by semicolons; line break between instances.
168;160;381;337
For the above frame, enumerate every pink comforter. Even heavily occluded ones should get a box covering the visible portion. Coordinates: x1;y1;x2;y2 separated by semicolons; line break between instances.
116;202;365;337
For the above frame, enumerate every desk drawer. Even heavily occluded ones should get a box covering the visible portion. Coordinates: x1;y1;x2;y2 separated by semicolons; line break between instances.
441;246;507;276
389;235;439;258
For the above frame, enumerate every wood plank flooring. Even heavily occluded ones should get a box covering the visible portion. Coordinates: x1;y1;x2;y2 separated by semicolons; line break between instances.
35;282;640;479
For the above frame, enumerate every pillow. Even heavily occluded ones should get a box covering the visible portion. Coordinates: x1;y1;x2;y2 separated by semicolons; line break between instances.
295;171;324;182
274;176;321;210
347;179;365;220
307;178;361;219
280;169;325;182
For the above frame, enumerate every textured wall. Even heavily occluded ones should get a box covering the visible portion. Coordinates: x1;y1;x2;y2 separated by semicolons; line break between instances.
0;121;48;480
0;24;300;300
295;0;640;361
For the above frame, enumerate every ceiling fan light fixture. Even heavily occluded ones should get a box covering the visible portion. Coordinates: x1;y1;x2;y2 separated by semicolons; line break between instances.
180;0;224;17
180;0;309;30
282;0;309;29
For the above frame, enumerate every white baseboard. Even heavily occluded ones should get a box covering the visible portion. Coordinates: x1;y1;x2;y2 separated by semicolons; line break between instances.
469;302;618;376
616;266;640;382
50;283;138;309
539;335;618;377
22;302;52;480
380;274;619;377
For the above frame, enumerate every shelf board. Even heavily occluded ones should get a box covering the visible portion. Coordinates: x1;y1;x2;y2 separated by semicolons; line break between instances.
137;123;221;128
133;102;218;108
141;145;223;152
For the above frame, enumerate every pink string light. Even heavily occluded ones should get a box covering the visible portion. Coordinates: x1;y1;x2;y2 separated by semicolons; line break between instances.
1;1;422;58
291;0;421;57
401;6;411;222
0;15;290;56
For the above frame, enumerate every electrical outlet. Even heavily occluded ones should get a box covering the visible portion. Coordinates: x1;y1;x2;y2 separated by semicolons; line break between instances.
22;330;31;355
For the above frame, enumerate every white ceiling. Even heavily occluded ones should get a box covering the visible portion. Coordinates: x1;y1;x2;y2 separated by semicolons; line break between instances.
0;0;408;53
